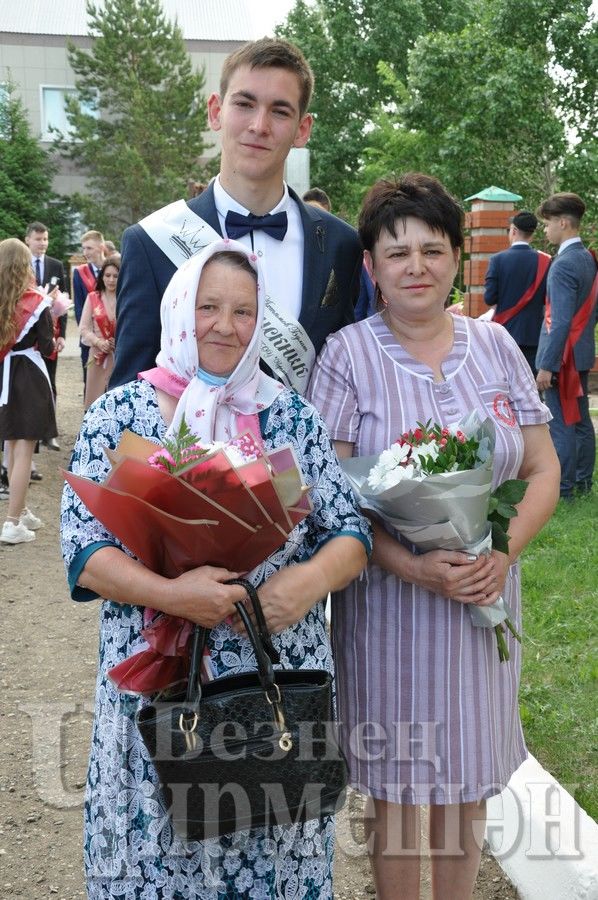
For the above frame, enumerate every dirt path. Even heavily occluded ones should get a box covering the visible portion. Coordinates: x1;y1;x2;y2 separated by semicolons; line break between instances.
0;348;518;898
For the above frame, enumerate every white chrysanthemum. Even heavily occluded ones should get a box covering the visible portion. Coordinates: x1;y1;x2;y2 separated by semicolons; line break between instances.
410;440;439;464
367;464;388;491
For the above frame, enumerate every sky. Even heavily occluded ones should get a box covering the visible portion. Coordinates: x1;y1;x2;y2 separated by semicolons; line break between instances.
250;0;297;35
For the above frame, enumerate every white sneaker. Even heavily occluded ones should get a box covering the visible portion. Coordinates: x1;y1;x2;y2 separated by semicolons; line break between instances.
0;520;36;544
20;508;43;530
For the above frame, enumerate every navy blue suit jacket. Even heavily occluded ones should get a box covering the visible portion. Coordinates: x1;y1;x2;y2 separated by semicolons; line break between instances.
73;263;99;324
42;255;67;338
536;241;597;373
484;244;548;347
110;183;362;387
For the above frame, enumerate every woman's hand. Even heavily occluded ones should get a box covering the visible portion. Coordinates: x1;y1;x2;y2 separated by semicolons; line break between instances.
249;564;319;634
231;536;367;635
230;562;325;636
408;549;505;606
78;548;247;627
96;337;112;354
163;566;248;626
479;550;510;605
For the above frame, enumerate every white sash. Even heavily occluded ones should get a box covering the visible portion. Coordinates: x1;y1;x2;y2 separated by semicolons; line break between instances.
139;200;316;393
0;297;53;407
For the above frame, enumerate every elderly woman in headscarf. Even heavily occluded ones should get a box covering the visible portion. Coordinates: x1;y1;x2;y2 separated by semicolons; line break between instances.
61;239;371;900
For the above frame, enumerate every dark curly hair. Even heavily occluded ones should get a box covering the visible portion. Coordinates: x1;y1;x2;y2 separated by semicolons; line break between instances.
358;173;464;256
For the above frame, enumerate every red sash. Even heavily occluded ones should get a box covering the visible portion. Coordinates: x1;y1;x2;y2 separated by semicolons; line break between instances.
494;251;551;326
550;250;598;425
0;290;46;363
76;264;98;295
90;291;115;366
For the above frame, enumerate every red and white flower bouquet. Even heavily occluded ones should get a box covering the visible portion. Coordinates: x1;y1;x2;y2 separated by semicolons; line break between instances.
341;412;526;661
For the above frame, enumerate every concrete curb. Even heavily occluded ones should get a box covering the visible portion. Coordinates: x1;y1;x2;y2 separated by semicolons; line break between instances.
486;754;598;899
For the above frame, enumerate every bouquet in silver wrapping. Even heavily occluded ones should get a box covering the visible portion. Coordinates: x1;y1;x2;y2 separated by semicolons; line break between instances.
341;411;526;661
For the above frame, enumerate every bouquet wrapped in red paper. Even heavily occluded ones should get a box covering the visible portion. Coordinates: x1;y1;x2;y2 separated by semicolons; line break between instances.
64;421;312;694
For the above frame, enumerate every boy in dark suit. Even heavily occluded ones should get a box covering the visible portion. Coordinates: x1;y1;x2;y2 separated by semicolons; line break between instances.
24;221;66;450
73;230;105;384
536;192;597;499
484;211;550;375
110;38;362;391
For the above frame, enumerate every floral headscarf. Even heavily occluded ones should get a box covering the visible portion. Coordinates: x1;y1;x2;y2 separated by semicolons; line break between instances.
149;239;283;443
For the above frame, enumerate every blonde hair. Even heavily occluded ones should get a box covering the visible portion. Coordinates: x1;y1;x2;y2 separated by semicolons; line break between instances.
81;230;104;244
0;239;33;347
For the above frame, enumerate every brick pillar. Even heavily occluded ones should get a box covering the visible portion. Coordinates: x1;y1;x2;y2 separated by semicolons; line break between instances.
463;202;515;317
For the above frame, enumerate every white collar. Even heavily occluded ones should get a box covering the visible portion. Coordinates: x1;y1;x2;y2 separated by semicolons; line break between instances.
511;241;530;247
213;175;291;218
558;236;582;255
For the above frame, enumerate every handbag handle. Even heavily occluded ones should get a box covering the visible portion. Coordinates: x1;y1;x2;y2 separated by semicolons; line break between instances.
224;578;280;664
181;582;292;752
184;585;277;709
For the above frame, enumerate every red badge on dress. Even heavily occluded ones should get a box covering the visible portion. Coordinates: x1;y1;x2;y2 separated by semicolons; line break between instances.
493;393;516;426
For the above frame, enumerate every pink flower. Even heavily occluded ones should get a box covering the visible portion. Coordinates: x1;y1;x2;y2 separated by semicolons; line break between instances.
147;448;176;472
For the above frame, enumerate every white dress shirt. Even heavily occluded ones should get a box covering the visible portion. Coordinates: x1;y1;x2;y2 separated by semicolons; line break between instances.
558;236;582;255
213;176;304;321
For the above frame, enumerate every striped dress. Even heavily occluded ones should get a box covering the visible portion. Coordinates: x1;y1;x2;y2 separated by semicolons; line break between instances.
308;313;551;805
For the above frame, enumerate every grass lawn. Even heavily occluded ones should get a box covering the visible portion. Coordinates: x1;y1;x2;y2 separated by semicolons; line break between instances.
519;475;597;821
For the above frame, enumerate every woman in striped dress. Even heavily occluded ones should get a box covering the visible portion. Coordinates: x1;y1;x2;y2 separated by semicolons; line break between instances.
308;174;560;899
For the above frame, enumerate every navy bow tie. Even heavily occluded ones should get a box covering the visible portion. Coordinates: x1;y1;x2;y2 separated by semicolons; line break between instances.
225;210;288;241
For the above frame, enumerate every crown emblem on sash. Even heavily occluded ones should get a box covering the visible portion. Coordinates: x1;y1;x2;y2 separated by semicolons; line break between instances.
169;220;211;259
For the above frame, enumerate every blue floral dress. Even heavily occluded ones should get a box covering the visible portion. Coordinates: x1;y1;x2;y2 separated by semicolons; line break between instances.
61;380;371;900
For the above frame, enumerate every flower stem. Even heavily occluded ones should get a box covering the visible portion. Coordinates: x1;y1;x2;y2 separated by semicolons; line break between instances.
504;617;522;643
494;624;510;662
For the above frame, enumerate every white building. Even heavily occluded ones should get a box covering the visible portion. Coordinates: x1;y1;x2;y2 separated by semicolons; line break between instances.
0;0;260;196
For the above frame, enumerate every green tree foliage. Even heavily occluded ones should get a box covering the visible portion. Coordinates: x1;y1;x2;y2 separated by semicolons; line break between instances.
279;0;597;225
63;0;208;234
400;18;567;202
277;0;475;217
0;82;74;259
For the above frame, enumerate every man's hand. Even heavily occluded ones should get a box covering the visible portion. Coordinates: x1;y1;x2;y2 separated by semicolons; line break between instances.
55;337;66;353
536;368;553;392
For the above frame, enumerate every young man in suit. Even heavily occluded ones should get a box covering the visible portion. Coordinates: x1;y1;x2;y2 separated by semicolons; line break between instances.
536;193;597;499
25;221;66;450
484;211;550;375
110;38;362;391
73;230;105;382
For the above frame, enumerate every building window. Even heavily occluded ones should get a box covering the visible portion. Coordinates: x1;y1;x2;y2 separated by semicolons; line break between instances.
40;86;97;141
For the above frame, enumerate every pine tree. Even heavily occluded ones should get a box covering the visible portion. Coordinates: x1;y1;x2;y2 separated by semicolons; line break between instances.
64;0;208;234
0;83;70;252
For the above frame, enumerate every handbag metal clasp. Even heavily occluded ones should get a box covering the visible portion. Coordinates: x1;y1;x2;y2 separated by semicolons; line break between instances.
265;684;293;752
179;710;198;752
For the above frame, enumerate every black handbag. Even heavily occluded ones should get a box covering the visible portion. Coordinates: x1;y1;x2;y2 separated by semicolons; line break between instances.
136;579;349;841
